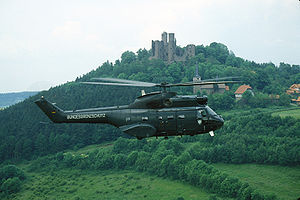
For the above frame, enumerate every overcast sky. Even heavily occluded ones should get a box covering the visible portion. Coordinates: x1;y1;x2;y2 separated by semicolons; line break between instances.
0;0;299;93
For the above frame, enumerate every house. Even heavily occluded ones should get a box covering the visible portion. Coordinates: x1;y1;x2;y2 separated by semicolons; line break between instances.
234;85;253;100
193;80;227;94
192;67;227;95
292;97;300;105
286;84;300;95
287;84;300;104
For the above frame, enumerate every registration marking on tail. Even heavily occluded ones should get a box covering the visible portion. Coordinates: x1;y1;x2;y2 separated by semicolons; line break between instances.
67;113;106;120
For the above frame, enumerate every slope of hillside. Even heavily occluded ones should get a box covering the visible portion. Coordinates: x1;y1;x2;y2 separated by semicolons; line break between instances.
0;91;38;108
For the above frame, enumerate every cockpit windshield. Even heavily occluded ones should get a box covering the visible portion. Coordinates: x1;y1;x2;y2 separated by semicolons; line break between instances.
206;106;217;116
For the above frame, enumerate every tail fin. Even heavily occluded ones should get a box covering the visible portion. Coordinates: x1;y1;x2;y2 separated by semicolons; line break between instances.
35;97;66;123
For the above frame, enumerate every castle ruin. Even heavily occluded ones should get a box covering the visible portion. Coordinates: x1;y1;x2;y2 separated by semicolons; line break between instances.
149;32;195;63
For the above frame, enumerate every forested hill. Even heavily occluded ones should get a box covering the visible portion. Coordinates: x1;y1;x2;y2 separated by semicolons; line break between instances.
0;91;38;108
0;42;299;162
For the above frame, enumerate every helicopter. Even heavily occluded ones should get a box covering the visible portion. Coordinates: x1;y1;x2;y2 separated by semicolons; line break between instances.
35;77;239;139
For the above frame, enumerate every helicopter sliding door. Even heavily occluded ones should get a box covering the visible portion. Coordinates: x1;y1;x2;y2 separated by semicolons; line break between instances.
177;109;198;135
156;111;177;135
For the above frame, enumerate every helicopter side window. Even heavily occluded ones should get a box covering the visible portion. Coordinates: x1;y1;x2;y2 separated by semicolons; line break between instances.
142;116;149;121
167;115;174;119
206;107;217;116
178;115;185;119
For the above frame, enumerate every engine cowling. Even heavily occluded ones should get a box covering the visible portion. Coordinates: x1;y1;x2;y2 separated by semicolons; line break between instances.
196;96;208;105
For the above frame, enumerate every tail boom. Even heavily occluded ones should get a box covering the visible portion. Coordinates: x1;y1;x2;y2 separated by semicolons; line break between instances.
35;97;108;124
35;97;67;123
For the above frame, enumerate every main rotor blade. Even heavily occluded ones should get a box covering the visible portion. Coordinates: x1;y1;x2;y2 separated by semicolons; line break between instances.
91;77;156;87
167;81;241;87
199;76;240;82
83;77;241;88
80;81;156;87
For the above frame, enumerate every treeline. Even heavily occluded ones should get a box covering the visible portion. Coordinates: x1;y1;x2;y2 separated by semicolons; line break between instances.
0;42;299;162
182;113;300;166
29;138;277;200
207;91;290;111
0;165;26;198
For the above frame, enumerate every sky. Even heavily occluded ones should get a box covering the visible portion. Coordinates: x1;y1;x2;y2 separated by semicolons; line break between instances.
0;0;299;93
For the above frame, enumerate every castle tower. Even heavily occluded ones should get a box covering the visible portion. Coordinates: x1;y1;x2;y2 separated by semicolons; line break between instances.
186;44;196;57
162;32;167;44
168;33;176;63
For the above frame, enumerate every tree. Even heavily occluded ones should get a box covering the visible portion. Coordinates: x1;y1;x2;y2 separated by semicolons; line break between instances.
112;137;128;153
0;177;21;195
0;165;25;181
126;151;138;166
160;155;176;177
135;151;151;172
137;48;150;60
114;154;127;169
121;51;136;64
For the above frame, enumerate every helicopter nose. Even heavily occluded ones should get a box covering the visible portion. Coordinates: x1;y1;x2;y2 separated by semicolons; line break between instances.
217;115;224;127
211;115;224;129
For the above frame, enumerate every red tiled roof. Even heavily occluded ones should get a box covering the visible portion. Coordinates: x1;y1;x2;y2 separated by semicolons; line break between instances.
286;84;300;95
294;97;300;102
290;84;300;89
235;85;252;94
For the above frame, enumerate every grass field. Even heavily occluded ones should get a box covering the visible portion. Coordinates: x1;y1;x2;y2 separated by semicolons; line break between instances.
12;163;299;200
213;163;300;200
11;169;225;200
271;108;300;119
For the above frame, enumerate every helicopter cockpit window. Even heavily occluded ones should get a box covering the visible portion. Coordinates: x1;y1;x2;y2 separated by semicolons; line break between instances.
158;116;163;120
126;117;131;122
198;110;206;117
197;110;204;125
206;107;217;116
142;116;149;121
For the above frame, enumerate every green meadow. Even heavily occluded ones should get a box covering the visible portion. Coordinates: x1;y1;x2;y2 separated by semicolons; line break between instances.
11;169;222;200
271;108;300;119
213;163;300;200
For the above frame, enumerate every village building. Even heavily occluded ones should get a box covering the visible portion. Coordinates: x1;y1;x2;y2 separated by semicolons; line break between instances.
234;85;253;100
286;84;300;95
292;96;300;105
286;84;300;105
193;67;228;95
